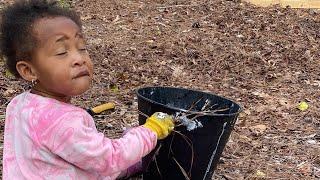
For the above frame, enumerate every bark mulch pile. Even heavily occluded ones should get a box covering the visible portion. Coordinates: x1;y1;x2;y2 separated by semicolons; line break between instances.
0;0;319;179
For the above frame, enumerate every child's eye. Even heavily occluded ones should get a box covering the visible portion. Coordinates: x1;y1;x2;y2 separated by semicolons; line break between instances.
56;52;67;56
79;48;87;53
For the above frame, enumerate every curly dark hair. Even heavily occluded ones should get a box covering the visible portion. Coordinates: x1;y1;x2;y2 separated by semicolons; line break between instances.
0;0;82;78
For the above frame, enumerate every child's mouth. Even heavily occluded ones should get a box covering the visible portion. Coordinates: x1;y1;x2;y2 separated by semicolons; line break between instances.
74;70;90;79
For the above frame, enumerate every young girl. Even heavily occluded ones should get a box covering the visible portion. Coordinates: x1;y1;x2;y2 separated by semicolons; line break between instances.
1;0;174;179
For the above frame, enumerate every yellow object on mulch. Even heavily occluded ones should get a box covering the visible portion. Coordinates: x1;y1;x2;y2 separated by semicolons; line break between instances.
244;0;320;8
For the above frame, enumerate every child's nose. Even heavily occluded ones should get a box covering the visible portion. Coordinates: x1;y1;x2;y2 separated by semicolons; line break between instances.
71;51;85;66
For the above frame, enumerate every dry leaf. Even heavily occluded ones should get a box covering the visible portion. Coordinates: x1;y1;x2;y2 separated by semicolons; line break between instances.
297;162;312;175
256;170;266;177
252;91;270;99
3;88;16;97
250;124;267;135
109;84;119;93
172;65;184;78
5;69;15;79
112;15;120;23
239;135;252;142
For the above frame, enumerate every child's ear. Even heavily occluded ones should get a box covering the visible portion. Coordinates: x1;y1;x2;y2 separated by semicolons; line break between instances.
16;61;38;81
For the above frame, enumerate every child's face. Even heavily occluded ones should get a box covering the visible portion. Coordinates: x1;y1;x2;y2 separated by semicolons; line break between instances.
31;16;93;97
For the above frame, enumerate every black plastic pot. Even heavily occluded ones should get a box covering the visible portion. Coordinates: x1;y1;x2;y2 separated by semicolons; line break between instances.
136;86;242;180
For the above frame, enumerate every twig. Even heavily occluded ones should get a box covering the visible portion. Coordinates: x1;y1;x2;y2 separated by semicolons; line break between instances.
187;96;204;111
173;157;191;180
183;107;230;117
94;114;112;117
138;110;149;118
154;156;162;179
154;144;162;157
120;118;127;125
205;103;218;111
210;107;230;113
169;133;175;157
173;130;194;176
145;144;163;178
188;113;204;121
201;99;211;111
157;4;200;9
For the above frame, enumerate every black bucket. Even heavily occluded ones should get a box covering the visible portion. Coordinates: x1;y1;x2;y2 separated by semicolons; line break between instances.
136;86;241;180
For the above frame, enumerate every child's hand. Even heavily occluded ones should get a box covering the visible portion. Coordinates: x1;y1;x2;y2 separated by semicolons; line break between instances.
143;112;174;139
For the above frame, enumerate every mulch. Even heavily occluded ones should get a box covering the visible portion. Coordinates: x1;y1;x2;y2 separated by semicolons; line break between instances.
0;0;319;179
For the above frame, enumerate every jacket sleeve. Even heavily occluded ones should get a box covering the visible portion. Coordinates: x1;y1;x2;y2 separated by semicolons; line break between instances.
38;110;157;176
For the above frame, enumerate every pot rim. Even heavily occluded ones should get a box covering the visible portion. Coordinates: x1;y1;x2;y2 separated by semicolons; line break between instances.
136;86;243;117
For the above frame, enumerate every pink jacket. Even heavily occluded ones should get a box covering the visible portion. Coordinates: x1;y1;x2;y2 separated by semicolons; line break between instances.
3;91;157;179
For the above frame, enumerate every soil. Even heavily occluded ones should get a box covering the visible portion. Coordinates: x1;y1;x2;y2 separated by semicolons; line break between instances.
0;0;319;179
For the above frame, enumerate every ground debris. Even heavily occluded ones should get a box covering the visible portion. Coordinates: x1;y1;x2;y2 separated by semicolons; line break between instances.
0;0;320;179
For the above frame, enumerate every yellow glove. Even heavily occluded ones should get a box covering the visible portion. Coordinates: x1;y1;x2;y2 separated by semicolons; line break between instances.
143;112;174;139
